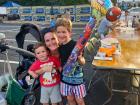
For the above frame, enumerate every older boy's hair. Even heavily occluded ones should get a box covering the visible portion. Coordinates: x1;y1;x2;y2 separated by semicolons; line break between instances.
56;18;72;32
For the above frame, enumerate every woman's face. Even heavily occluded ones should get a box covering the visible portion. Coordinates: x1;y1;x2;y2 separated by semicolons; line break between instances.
44;32;59;51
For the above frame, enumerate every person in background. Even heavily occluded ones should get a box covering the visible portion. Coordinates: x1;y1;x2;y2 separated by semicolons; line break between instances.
28;43;62;105
63;9;71;20
56;18;86;105
97;17;113;39
121;1;128;11
50;15;56;28
132;15;137;28
124;10;129;27
57;14;63;20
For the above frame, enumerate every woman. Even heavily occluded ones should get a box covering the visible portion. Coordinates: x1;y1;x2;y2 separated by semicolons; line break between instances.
42;28;60;58
43;28;65;105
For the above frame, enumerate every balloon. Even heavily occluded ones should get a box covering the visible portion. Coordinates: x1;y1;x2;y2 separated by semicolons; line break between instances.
91;0;122;22
91;0;113;15
63;17;96;76
106;6;122;22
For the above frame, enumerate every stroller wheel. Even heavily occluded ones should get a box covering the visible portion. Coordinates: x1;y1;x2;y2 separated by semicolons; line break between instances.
23;93;36;105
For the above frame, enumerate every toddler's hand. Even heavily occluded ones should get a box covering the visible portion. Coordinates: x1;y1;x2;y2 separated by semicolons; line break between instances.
41;63;53;72
32;73;38;78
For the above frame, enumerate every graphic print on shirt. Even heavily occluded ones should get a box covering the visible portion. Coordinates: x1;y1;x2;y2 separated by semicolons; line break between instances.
40;62;58;85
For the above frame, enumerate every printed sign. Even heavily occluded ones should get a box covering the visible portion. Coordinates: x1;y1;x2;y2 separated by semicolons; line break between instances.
50;6;60;15
21;15;32;21
23;8;32;14
76;5;91;14
10;8;19;14
32;6;45;14
60;6;75;14
36;8;45;14
76;15;91;22
46;7;51;14
21;7;32;14
33;15;46;21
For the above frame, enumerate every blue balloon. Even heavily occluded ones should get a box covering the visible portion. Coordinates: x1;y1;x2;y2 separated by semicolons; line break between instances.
104;0;113;10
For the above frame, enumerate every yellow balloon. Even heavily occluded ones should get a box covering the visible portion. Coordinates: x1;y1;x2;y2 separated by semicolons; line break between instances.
91;0;113;15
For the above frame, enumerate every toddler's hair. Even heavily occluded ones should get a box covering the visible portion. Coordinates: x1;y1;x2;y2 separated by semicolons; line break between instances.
33;43;46;51
56;18;72;32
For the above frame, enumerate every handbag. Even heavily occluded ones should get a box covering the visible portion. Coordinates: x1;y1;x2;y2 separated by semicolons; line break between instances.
6;79;25;105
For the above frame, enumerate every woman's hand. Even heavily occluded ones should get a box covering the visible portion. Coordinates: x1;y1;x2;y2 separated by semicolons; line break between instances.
32;73;38;78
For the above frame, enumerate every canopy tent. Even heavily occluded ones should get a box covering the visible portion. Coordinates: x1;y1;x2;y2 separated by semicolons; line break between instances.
2;1;21;7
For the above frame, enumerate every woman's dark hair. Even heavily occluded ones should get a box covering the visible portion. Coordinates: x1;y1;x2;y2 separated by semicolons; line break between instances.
40;27;55;42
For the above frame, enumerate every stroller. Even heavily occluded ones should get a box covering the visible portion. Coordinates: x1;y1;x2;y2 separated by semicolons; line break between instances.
15;44;41;105
0;43;41;105
15;44;35;89
0;23;43;105
15;23;43;105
